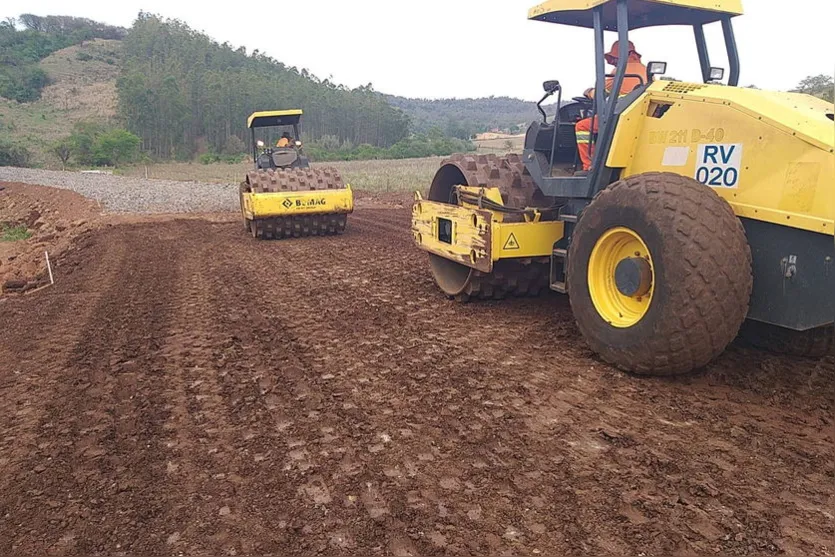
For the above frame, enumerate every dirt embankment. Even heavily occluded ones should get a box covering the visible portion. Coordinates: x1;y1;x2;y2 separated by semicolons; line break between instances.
0;182;101;293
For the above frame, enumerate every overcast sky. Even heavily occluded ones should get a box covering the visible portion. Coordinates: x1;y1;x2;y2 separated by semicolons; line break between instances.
5;1;834;101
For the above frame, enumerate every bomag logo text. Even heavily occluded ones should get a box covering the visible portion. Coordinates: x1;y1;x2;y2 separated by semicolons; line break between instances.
285;197;328;208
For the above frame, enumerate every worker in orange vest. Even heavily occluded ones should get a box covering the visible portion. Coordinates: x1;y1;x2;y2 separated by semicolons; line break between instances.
276;132;292;148
575;40;648;174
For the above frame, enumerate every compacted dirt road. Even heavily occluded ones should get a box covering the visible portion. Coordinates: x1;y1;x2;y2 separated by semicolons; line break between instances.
0;206;832;556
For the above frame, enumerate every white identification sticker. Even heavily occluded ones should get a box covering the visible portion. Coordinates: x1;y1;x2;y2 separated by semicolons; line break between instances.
695;143;743;188
662;146;690;167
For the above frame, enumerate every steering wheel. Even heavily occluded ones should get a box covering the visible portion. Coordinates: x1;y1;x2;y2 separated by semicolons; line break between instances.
572;96;592;103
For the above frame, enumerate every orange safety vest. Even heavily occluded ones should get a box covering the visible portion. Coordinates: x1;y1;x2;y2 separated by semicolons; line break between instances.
588;55;648;99
588;40;648;99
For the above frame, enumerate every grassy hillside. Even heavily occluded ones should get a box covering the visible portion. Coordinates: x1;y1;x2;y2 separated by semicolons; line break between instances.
0;39;120;166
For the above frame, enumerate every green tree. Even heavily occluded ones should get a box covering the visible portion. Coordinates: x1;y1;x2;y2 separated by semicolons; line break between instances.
445;119;472;140
0;15;125;102
92;129;141;166
0;139;32;167
222;135;246;156
117;13;411;160
50;137;73;169
69;121;107;165
792;74;834;103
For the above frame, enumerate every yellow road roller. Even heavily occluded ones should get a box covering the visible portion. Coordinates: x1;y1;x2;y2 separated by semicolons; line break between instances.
412;0;834;375
240;110;353;239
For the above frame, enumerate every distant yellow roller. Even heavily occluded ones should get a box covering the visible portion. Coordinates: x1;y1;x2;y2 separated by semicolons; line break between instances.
239;110;354;239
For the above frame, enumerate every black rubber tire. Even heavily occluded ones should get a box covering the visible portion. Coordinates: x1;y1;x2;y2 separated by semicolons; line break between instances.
738;321;834;358
567;172;753;376
239;182;250;231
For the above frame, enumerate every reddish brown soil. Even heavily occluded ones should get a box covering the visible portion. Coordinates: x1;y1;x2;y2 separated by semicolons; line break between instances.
0;207;832;556
0;182;101;291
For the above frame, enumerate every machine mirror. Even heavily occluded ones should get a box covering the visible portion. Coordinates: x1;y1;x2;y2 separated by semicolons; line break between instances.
543;80;561;94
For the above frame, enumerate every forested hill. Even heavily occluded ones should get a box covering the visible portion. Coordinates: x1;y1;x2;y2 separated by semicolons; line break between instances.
384;95;549;138
0;15;125;102
117;14;540;157
117;13;410;158
3;12;559;162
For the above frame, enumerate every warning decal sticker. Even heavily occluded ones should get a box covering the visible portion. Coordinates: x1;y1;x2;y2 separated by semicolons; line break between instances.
503;233;520;250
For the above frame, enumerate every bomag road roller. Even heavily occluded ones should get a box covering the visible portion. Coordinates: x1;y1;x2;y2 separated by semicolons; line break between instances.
411;0;835;376
239;110;353;239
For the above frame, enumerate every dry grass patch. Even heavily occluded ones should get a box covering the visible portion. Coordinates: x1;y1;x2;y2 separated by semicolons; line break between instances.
121;157;445;193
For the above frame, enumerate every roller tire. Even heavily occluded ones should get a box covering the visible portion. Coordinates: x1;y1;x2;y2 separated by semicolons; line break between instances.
242;167;349;240
739;321;834;358
244;167;345;193
248;215;347;240
239;182;250;231
567;172;753;376
448;258;551;303
428;153;555;219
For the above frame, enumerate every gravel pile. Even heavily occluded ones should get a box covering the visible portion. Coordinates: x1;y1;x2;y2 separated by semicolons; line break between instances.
0;167;239;214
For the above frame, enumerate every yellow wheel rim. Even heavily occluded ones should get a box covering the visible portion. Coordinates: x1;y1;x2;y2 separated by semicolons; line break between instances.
588;227;654;328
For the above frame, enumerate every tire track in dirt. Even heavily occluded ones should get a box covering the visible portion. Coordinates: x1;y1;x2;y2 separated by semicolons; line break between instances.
189;220;371;555
203;228;390;554
214;222;452;554
0;224;181;555
272;209;834;555
220;211;607;554
146;220;279;555
0;230;112;495
0;210;831;556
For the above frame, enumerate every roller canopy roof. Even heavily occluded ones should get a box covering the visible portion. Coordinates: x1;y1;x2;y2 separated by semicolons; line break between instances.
247;110;303;129
528;0;743;30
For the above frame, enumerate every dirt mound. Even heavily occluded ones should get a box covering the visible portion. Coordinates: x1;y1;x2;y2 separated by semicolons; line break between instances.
0;182;100;293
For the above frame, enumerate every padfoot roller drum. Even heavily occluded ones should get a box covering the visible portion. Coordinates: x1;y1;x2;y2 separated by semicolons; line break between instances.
240;167;353;239
421;154;559;301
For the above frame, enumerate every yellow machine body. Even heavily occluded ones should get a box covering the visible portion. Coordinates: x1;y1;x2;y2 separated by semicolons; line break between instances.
609;81;834;235
241;185;353;221
413;84;834;269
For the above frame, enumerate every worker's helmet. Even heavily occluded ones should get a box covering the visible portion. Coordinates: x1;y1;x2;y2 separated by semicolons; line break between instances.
605;40;640;64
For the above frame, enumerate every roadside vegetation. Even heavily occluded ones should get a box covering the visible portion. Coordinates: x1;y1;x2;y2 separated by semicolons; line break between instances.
1;224;32;242
303;131;474;162
120;157;442;193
